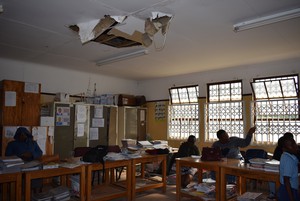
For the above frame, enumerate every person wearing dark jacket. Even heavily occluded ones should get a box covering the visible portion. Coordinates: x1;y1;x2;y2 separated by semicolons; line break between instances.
5;127;43;161
170;135;200;188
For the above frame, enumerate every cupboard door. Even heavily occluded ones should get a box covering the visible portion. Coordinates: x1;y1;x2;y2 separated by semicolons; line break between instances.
0;80;41;126
22;83;41;125
0;80;23;125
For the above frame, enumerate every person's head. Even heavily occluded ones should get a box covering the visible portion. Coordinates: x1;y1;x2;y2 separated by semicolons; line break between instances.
282;135;298;155
217;129;229;144
187;135;196;144
14;127;32;142
283;132;294;139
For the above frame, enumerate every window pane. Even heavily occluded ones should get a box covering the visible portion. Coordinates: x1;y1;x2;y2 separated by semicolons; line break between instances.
265;80;282;98
168;104;199;140
170;89;179;103
209;85;219;102
231;82;242;100
219;83;231;101
252;82;268;99
281;79;297;97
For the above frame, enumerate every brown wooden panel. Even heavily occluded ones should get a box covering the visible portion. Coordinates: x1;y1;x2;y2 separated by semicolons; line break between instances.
0;80;23;125
21;84;41;125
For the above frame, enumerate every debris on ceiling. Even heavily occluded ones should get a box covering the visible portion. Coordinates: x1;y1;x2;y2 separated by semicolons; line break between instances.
69;12;172;49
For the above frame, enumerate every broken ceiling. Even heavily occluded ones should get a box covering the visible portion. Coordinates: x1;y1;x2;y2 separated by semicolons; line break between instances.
69;12;172;48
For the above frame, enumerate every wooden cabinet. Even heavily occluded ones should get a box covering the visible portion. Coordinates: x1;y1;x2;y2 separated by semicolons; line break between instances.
0;80;41;156
0;80;41;126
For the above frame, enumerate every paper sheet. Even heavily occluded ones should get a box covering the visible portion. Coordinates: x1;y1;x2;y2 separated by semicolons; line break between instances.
89;128;99;140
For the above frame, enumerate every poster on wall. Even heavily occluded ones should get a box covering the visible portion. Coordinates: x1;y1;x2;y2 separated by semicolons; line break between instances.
155;101;166;121
56;106;70;126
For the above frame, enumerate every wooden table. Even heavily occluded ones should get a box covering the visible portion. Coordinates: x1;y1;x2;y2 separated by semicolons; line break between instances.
24;165;86;201
0;171;22;201
86;159;132;201
219;159;280;201
175;157;224;201
131;154;167;200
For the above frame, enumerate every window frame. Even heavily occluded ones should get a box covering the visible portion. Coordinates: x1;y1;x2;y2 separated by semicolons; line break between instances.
168;85;199;140
205;80;244;141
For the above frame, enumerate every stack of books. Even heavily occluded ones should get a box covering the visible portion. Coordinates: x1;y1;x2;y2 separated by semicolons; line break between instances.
49;186;70;201
237;192;263;201
32;192;53;201
264;160;280;172
248;158;267;170
0;156;24;168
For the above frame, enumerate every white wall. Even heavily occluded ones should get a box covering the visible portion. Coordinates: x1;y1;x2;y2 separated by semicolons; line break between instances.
0;58;139;96
1;57;299;101
138;57;300;101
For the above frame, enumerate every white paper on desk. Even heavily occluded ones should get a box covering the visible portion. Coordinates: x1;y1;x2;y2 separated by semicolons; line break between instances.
92;118;104;128
77;123;85;137
89;127;98;140
5;91;16;106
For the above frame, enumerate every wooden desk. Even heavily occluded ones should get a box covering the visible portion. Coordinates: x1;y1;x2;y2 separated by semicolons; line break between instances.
24;165;85;201
86;159;132;201
0;171;22;201
219;159;280;201
131;154;167;200
176;157;224;201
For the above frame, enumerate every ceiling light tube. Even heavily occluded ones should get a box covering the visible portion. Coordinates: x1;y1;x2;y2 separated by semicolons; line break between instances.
96;49;149;66
233;8;300;32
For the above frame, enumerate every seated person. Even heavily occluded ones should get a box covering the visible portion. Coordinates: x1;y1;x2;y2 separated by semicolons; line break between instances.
212;126;256;159
171;135;200;188
5;127;43;161
5;127;43;193
211;127;256;184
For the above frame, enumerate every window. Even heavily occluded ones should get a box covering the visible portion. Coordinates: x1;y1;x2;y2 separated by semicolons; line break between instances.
168;85;199;140
251;74;300;144
205;80;244;141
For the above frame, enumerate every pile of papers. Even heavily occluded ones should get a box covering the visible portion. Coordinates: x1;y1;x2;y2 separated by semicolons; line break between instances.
0;156;24;168
248;158;268;170
248;158;280;172
49;186;70;201
264;160;280;172
32;186;70;201
237;192;263;201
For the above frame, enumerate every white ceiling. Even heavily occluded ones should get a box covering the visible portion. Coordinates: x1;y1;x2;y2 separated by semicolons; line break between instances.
0;0;300;80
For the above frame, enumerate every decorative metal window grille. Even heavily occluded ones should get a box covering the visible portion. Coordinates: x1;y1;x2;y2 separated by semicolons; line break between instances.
251;74;300;144
206;81;244;141
168;85;199;140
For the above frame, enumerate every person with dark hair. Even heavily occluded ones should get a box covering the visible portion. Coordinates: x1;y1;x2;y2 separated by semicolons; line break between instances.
169;135;200;188
269;132;300;199
273;132;298;161
5;127;43;193
212;126;256;159
278;136;299;201
5;127;43;161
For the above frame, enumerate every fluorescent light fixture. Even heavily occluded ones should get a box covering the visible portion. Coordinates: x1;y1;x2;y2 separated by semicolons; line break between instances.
96;49;148;66
233;8;300;32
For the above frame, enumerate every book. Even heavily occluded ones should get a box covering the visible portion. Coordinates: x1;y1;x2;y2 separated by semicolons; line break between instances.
237;192;263;201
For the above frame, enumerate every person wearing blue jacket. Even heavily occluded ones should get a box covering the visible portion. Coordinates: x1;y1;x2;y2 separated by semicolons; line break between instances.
5;127;43;161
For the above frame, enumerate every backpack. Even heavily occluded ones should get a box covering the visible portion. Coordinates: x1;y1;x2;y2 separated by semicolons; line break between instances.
83;145;108;183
